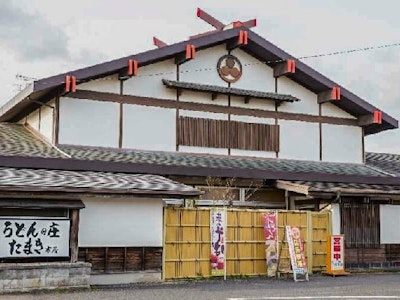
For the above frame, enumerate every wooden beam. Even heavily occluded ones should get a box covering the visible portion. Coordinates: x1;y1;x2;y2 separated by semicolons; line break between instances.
273;60;296;77
358;110;382;126
70;209;80;263
226;30;248;51
119;59;138;80
175;44;196;65
196;8;225;30
317;87;341;104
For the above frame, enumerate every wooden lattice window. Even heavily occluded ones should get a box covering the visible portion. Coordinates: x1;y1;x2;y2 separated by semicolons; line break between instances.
178;116;279;152
340;202;380;248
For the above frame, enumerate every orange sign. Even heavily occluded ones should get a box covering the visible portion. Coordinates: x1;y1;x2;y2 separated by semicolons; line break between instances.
325;235;348;276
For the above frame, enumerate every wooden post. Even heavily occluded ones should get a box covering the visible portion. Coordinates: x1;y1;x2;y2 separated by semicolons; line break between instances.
70;209;80;263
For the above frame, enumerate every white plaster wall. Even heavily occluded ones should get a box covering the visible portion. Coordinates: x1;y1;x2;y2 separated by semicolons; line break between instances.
26;109;40;131
79;197;163;247
78;74;120;94
123;59;176;99
279;120;319;161
321;102;357;119
230;96;276;111
278;77;319;115
331;204;341;235
230;149;276;158
39;99;54;141
230;48;275;92
322;124;363;163
179;90;228;106
123;104;176;151
380;205;400;244
179;110;228;120
59;97;119;147
180;45;228;86
179;146;228;155
230;114;275;125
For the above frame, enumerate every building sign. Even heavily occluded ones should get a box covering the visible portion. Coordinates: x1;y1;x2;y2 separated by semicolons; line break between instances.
286;226;307;275
210;208;226;276
0;218;70;258
217;54;242;83
262;211;278;277
326;234;347;275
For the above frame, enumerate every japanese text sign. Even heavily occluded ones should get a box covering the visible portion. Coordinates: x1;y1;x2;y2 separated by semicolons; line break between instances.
326;235;345;274
210;209;226;276
262;212;278;277
286;226;307;275
0;218;70;258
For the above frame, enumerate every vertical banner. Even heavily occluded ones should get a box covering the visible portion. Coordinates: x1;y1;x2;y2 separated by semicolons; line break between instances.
286;226;307;275
210;208;226;276
262;211;278;277
326;235;348;275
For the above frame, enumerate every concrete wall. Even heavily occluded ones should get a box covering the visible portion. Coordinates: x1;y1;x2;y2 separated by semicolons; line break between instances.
331;204;341;235
59;97;119;147
0;262;90;293
79;197;164;247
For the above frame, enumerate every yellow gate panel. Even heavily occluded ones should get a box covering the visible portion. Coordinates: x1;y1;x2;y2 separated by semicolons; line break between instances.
163;207;331;279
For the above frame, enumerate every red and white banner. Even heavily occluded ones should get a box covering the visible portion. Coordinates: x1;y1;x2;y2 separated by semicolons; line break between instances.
210;208;226;276
286;226;307;275
326;235;347;275
262;212;278;277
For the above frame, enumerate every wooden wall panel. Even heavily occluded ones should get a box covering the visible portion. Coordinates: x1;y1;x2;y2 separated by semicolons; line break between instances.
178;116;279;152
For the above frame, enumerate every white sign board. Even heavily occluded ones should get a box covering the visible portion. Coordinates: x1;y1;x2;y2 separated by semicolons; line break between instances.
0;218;70;258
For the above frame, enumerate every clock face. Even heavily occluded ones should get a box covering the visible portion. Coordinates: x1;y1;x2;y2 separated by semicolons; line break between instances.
217;55;243;83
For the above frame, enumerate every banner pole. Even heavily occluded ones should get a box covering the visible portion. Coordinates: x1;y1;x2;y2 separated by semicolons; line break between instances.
224;206;227;281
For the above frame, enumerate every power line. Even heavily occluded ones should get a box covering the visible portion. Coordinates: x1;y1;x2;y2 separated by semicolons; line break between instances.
33;41;400;86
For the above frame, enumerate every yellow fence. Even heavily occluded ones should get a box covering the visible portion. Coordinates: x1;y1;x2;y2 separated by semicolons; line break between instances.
163;207;331;279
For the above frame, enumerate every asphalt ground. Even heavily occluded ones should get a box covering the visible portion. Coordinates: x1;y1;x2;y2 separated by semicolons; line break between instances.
6;273;400;300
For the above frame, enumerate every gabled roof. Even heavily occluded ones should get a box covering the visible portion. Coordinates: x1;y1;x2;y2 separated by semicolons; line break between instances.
0;27;397;134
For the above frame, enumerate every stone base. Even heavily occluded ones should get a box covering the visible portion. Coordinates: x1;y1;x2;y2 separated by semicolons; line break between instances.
0;262;91;293
90;271;162;286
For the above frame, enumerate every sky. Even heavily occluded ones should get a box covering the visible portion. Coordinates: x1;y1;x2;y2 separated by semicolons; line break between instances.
0;0;400;153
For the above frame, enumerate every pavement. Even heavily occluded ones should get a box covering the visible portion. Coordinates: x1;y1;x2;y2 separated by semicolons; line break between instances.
5;273;400;300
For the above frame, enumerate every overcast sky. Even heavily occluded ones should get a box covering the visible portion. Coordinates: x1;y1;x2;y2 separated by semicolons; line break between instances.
1;0;399;154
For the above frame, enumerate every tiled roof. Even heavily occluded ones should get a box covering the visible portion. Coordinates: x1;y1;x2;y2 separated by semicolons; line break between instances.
0;123;396;182
0;166;200;196
58;145;387;178
162;79;300;103
283;180;400;194
0;123;66;158
366;152;400;176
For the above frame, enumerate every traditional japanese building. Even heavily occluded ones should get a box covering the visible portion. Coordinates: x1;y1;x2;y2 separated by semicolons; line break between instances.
1;9;400;290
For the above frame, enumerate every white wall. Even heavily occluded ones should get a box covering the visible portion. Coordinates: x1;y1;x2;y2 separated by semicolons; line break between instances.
230;114;275;125
380;205;400;244
123;104;176;151
179;90;228;106
123;59;176;99
180;45;228;86
322;124;363;163
39;99;54;141
331;204;341;235
59;97;119;147
230;96;276;111
278;77;319;115
26;109;40;131
230;48;275;92
79;197;163;247
321;102;356;119
279;120;319;161
78;74;120;94
179;110;228;120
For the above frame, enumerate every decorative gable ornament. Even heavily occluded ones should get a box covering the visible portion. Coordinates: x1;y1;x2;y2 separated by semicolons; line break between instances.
217;55;242;83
